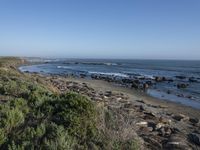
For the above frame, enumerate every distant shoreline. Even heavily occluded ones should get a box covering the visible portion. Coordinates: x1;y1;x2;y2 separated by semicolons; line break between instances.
19;58;200;109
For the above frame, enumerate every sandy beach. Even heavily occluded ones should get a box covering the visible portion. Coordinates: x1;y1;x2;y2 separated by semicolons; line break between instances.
62;77;200;119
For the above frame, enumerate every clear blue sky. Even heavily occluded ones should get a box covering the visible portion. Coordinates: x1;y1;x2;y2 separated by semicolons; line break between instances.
0;0;200;59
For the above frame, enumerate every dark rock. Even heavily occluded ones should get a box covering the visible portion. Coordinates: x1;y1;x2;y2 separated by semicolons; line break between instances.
146;80;153;85
188;77;198;82
139;105;145;111
167;90;171;94
188;133;200;145
189;118;199;124
144;112;156;118
134;79;140;84
164;134;191;150
131;82;139;89
122;78;133;84
124;103;134;108
159;117;172;124
155;76;165;82
158;126;172;137
143;83;149;89
177;94;184;97
175;76;186;79
143;136;162;149
105;90;112;97
177;83;189;89
173;114;189;121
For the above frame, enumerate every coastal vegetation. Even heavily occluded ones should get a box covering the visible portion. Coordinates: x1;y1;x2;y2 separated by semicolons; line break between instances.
0;57;139;150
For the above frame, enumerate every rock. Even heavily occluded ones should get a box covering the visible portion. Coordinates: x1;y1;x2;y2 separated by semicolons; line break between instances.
136;121;148;127
159;117;172;124
143;136;162;149
164;134;191;150
175;76;186;79
177;83;189;89
143;83;149;89
146;80;153;85
155;76;165;82
140;126;154;133
131;82;139;89
188;133;200;145
155;123;165;130
167;90;171;94
189;118;199;124
124;103;134;108
105;90;112;97
136;100;145;103
139;105;145;111
173;114;189;121
144;112;156;118
188;77;198;82
158;126;172;137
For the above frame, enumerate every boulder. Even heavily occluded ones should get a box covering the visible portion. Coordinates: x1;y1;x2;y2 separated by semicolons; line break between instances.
173;114;189;121
177;83;189;89
188;77;198;82
164;134;191;150
155;76;165;82
136;121;148;127
143;83;149;89
158;126;172;137
189;118;199;124
131;82;139;89
175;76;186;79
188;133;200;145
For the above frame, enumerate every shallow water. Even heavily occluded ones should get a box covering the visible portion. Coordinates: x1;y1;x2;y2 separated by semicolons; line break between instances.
19;58;200;109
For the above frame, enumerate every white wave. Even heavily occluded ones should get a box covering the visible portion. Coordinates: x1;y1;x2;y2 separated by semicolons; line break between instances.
57;66;71;69
89;71;128;78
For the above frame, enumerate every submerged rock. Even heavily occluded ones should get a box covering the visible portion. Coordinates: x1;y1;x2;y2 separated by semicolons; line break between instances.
175;76;187;79
177;83;189;89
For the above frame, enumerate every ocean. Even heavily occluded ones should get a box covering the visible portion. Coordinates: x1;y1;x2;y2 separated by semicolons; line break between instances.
19;58;200;109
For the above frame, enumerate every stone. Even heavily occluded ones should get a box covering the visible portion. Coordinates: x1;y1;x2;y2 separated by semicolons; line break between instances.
158;126;172;137
143;83;149;89
124;103;134;108
188;77;198;82
155;123;165;130
188;133;200;145
164;134;191;150
136;121;148;127
173;114;189;121
167;90;171;94
131;82;139;89
155;76;166;82
177;83;189;89
139;105;145;111
189;118;199;124
175;76;186;79
159;117;172;124
105;90;112;97
144;112;156;118
143;136;162;149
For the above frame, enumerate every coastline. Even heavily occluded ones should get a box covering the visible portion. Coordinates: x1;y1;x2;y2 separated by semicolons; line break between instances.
57;77;200;119
28;73;200;148
15;58;200;149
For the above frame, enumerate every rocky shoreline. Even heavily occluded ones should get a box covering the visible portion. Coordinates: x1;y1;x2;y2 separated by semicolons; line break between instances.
28;73;200;149
22;65;200;107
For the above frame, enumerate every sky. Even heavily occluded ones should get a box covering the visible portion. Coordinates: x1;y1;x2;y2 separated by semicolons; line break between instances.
0;0;200;60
